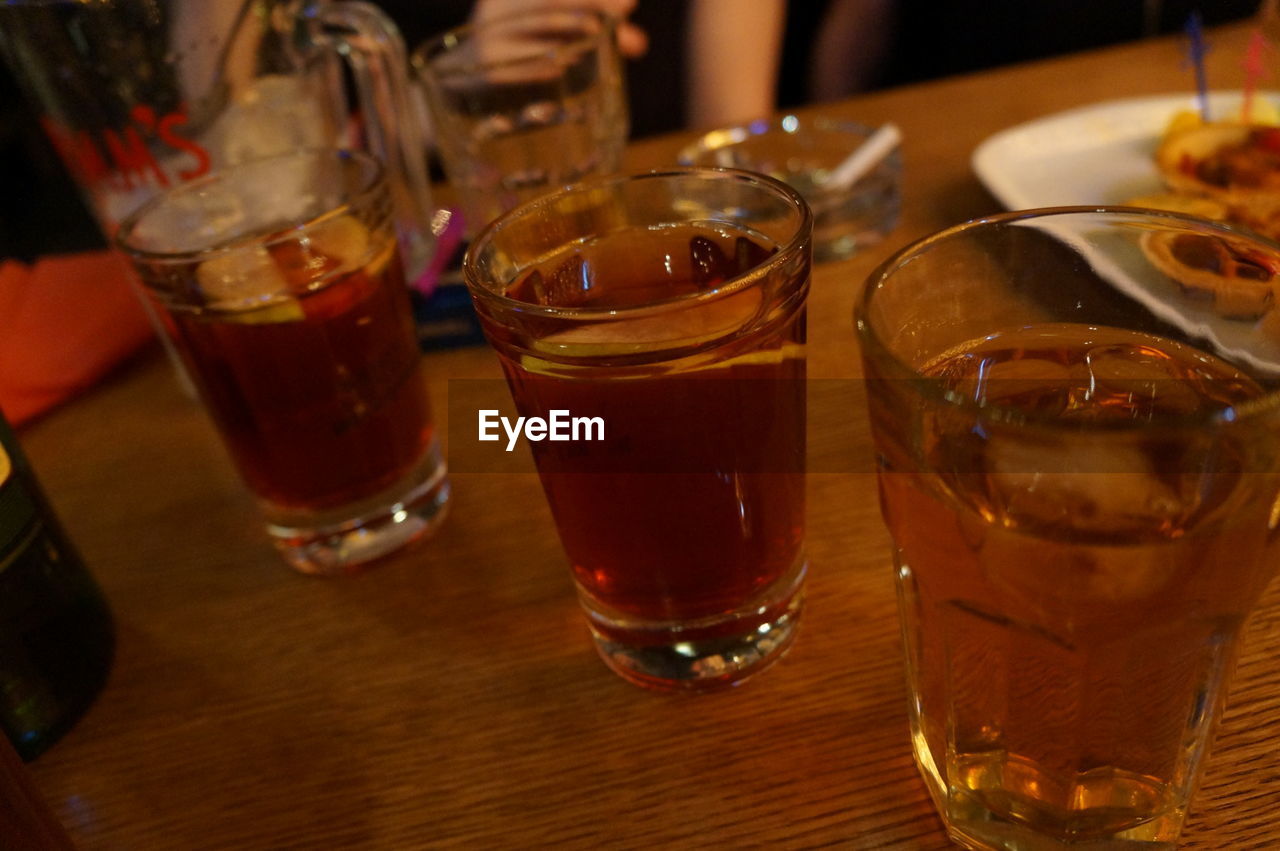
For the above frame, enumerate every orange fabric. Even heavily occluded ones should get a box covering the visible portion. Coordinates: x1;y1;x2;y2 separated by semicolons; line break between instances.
0;252;155;426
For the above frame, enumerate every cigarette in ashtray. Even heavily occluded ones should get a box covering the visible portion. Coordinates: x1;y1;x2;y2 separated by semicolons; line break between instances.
820;122;902;192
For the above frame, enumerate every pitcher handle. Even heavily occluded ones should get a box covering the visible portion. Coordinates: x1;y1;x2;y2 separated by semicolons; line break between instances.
303;0;434;282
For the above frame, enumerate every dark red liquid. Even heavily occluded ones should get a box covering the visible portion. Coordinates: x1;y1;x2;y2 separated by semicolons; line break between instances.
154;226;432;511
489;225;807;629
517;361;806;628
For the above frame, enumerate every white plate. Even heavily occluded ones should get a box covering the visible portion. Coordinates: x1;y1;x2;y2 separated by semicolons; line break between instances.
974;93;1280;376
972;91;1280;210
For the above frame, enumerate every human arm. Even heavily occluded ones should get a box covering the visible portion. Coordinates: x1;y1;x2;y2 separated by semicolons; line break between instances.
684;0;786;129
469;0;650;57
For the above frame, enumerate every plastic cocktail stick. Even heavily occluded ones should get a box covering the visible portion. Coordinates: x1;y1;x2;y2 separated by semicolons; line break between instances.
1243;29;1269;123
1185;13;1211;122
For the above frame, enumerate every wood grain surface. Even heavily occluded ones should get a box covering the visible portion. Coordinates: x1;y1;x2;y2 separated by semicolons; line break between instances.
15;22;1280;850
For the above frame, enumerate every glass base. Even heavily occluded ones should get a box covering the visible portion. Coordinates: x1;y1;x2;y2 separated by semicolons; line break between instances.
265;442;450;576
942;815;1182;851
910;732;1186;851
897;555;1200;851
584;558;806;692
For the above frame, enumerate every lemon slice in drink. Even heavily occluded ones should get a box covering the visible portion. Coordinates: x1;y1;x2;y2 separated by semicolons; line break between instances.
196;244;305;323
529;287;764;359
308;214;372;275
707;342;805;368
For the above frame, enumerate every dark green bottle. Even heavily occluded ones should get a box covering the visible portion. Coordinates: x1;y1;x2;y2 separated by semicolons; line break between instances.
0;414;114;760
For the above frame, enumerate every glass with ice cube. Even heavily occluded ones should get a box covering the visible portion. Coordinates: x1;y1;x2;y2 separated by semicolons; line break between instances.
465;169;812;691
117;150;449;575
856;208;1280;849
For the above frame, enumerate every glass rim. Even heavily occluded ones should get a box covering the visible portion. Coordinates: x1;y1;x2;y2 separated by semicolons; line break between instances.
677;114;891;161
462;167;813;322
411;7;614;77
114;148;386;267
855;205;1280;430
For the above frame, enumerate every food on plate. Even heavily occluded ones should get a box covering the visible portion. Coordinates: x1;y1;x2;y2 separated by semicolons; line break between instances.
1144;103;1280;239
1157;125;1280;194
1122;101;1280;327
1155;124;1280;234
1141;230;1280;320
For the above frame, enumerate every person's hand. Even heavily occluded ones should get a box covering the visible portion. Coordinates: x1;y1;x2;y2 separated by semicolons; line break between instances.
470;0;649;58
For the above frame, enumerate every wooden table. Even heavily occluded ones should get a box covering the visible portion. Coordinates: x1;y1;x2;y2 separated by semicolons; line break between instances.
18;22;1280;850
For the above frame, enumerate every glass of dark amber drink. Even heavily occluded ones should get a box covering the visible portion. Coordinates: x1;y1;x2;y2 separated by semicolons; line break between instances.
465;169;812;691
856;208;1280;849
117;149;449;575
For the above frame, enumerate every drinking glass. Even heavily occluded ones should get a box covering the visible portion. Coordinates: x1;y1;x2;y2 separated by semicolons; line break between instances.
464;169;811;690
413;8;629;237
856;208;1280;848
117;149;450;575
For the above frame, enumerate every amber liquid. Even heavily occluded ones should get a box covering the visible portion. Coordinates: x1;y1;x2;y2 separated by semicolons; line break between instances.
156;230;432;512
874;324;1280;846
490;224;806;636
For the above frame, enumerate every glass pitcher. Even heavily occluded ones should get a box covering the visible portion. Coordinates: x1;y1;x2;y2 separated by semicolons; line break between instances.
0;0;433;276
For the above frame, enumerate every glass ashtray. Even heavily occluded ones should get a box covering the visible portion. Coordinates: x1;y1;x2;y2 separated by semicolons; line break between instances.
678;115;902;262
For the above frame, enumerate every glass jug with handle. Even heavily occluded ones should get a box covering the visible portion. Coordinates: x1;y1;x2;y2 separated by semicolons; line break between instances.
0;0;434;277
